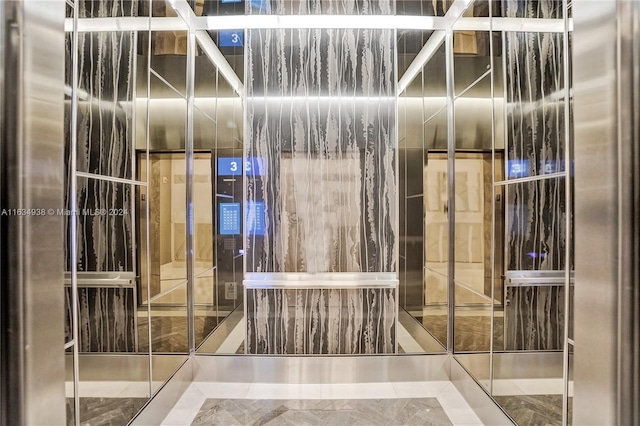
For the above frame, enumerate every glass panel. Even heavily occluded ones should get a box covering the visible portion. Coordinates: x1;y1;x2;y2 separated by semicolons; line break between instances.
503;31;567;181
194;152;214;271
453;31;492;96
397;30;433;79
423;37;447;104
195;272;217;348
75;31;136;179
148;281;189;353
65;354;75;426
150;31;188;97
424;148;448;349
568;342;574;425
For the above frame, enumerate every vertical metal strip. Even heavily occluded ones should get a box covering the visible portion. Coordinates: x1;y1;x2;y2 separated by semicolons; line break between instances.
500;29;509;357
562;0;572;424
145;7;153;397
186;27;196;354
243;27;249;350
130;29;139;353
393;27;399;354
70;1;81;423
488;0;496;396
445;29;456;353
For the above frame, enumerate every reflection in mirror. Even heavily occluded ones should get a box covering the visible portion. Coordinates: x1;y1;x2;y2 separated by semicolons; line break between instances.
422;114;448;349
451;9;497;391
194;31;244;354
150;30;188;96
65;1;153;419
491;2;571;418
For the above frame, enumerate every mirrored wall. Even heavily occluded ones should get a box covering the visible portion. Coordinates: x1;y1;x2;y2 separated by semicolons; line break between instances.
65;0;573;424
64;1;244;424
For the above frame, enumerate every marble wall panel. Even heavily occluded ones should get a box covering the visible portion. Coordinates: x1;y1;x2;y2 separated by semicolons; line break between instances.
505;285;564;350
64;25;136;271
503;0;570;352
76;30;135;179
246;27;396;273
246;288;396;354
79;0;138;18
504;0;567;271
248;0;393;15
65;286;136;352
75;179;133;272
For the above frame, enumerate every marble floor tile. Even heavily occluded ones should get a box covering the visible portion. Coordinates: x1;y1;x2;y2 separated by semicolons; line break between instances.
190;398;453;426
66;397;148;426
494;394;568;426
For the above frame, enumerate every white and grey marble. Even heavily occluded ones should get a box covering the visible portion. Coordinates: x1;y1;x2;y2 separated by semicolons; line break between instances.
503;0;570;351
246;288;396;354
247;0;393;15
65;286;136;352
245;25;396;274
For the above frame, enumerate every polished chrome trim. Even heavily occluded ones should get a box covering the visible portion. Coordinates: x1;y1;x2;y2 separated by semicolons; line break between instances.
244;281;398;289
196;308;243;353
149;67;185;99
146;277;186;302
64;16;188;32
194;266;216;279
130;357;193;426
445;29;456;353
194;103;216;125
398;31;445;94
424;104;446;126
453;280;492;302
243;272;399;289
488;1;496;395
64;341;74;350
144;7;154;396
195;31;243;97
64;15;570;33
450;357;514;425
455;69;491;100
75;171;147;187
494;171;566;186
70;2;81;423
454;17;569;33
186;26;196;354
192;354;450;383
562;2;572;425
394;26;400;355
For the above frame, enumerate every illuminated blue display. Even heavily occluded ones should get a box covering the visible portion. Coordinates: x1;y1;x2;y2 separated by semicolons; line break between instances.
507;160;529;178
246;201;265;236
245;157;265;176
219;30;243;47
220;203;241;235
217;157;242;176
250;0;270;11
221;0;241;3
217;157;265;176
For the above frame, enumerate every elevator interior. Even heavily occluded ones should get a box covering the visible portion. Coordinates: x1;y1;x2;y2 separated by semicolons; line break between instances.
62;0;574;425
